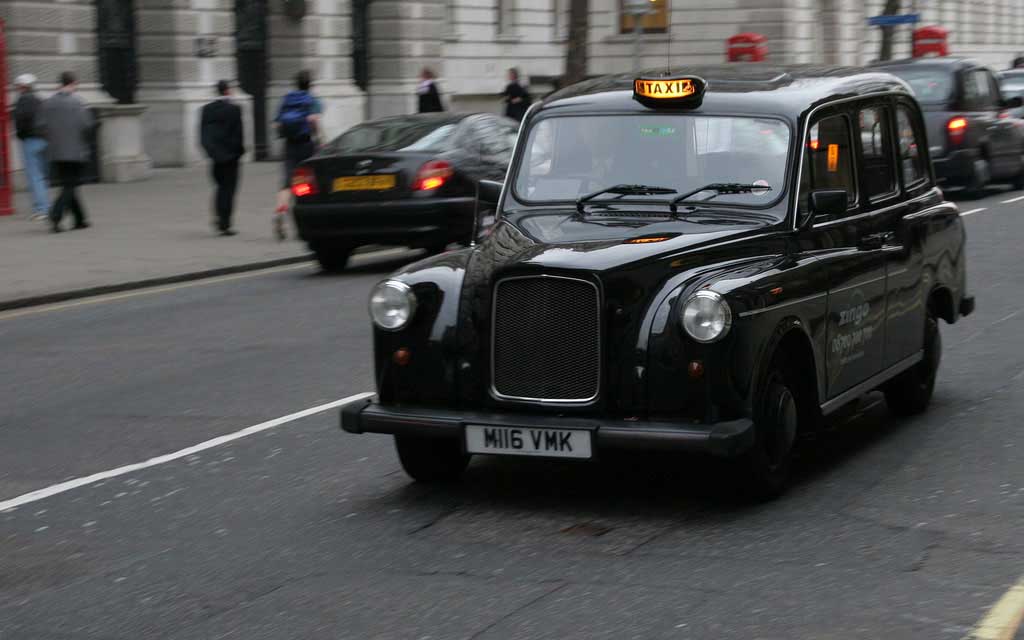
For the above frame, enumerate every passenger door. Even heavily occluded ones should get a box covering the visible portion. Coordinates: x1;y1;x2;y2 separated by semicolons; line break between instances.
880;100;931;368
963;68;1015;177
799;108;888;400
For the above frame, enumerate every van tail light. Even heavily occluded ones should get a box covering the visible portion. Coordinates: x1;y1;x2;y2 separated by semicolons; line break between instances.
291;167;318;197
413;160;454;191
947;117;968;146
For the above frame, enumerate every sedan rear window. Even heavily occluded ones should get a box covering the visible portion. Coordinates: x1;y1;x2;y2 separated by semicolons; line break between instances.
328;122;457;153
884;67;953;104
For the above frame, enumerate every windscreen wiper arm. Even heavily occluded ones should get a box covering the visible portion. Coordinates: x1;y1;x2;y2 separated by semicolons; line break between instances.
576;184;678;213
670;183;772;207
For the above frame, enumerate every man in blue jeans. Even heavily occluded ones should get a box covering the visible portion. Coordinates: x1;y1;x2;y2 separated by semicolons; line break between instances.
13;74;50;220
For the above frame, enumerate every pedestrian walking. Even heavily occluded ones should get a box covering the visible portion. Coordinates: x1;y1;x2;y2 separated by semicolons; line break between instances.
43;72;95;234
200;80;245;237
501;67;531;122
274;70;322;241
13;74;50;220
416;68;444;113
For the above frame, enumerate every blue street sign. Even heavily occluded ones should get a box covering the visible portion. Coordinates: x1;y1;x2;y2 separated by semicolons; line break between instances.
868;13;921;26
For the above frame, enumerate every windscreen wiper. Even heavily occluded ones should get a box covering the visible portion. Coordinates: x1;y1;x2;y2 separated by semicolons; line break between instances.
576;184;678;213
670;183;772;207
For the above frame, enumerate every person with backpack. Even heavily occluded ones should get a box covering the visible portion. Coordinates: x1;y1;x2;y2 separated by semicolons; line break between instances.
13;74;50;220
501;67;531;122
274;70;322;240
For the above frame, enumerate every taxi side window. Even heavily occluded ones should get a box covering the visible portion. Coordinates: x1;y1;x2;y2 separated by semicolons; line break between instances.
896;105;927;187
857;106;897;201
800;114;856;217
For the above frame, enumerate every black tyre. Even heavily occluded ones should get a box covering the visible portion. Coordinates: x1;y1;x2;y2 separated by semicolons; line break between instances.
884;311;941;417
731;356;808;501
963;157;989;199
1012;155;1024;191
395;435;470;483
311;244;352;272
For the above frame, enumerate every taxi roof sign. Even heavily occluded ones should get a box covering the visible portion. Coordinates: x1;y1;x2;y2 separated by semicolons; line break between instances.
633;75;707;108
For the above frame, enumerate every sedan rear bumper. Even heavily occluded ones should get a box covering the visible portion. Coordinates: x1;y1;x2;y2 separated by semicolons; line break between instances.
293;197;475;246
932;148;980;187
341;398;757;458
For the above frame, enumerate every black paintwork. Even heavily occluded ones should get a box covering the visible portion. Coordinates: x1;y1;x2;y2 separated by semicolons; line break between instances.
874;58;1024;189
348;65;974;457
292;113;517;252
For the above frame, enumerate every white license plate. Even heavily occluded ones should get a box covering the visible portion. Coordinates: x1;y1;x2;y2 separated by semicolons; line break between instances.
465;425;592;459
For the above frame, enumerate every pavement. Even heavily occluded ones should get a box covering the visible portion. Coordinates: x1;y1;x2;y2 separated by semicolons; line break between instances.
0;163;309;309
1;188;1023;639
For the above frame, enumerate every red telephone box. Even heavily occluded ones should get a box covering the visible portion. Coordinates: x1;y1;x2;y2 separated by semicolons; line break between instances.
913;26;949;58
727;33;768;62
0;18;13;216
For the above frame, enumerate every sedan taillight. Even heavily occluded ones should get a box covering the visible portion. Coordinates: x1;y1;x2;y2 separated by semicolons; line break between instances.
291;167;318;197
947;117;968;146
413;160;453;191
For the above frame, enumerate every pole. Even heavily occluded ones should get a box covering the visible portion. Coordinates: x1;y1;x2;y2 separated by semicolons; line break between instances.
0;18;13;217
634;16;642;73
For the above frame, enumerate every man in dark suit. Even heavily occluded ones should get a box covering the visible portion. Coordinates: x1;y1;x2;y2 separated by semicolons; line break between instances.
200;80;245;236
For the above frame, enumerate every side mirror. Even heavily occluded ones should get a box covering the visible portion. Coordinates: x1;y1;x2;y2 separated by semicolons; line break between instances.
478;180;503;204
799;189;848;229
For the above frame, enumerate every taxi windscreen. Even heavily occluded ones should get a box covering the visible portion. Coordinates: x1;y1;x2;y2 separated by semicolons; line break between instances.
513;115;791;206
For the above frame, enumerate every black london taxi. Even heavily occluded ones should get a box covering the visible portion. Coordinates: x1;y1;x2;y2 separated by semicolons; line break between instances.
342;66;975;498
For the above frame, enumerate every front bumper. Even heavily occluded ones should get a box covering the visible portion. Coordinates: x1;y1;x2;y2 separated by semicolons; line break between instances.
341;398;757;458
292;196;474;245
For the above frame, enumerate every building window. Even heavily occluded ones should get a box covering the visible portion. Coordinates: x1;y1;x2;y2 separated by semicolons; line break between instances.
498;0;515;35
619;0;669;34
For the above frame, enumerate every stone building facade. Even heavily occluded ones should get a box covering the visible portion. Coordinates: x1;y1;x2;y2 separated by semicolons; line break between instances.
4;0;1024;178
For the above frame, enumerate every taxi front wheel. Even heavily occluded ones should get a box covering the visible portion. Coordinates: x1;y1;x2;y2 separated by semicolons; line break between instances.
884;313;941;417
730;356;803;501
395;435;470;483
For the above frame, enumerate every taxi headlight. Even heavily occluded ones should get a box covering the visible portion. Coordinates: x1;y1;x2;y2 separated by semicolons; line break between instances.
681;290;732;343
370;280;417;331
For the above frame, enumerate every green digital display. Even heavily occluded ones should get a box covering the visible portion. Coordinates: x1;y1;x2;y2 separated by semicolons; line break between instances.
640;126;678;137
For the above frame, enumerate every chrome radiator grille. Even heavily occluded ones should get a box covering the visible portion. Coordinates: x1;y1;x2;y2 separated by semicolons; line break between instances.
491;276;601;402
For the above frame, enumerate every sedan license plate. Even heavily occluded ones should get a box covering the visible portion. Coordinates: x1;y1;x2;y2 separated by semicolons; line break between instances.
332;174;396;192
465;425;592;459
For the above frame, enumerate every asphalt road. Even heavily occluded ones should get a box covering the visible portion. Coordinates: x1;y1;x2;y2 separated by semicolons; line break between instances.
1;190;1023;639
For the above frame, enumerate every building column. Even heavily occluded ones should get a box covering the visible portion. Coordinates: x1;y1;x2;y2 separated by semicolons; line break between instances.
136;0;250;168
366;0;445;119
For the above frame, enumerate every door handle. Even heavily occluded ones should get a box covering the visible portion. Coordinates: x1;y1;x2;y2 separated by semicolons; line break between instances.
858;232;893;250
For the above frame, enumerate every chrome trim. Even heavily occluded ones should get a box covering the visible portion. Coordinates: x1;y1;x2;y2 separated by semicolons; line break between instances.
490;274;602;405
737;292;826;318
820;350;922;415
682;290;733;343
829;273;886;295
793;90;911;232
811;189;939;230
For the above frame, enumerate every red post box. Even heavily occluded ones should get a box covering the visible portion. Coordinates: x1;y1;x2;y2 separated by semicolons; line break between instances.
727;32;768;62
0;18;13;216
913;26;949;58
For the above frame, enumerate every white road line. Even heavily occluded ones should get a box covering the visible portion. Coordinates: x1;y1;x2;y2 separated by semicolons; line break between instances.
960;208;987;217
1000;195;1024;204
964;576;1024;640
0;391;375;513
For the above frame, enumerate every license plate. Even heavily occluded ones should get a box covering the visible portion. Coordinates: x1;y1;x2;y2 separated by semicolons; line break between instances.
332;174;396;192
465;425;592;459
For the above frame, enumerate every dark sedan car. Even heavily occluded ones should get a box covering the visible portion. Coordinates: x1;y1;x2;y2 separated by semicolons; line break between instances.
874;58;1024;194
291;113;519;271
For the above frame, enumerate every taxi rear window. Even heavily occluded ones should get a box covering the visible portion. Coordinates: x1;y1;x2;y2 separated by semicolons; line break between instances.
514;114;791;206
